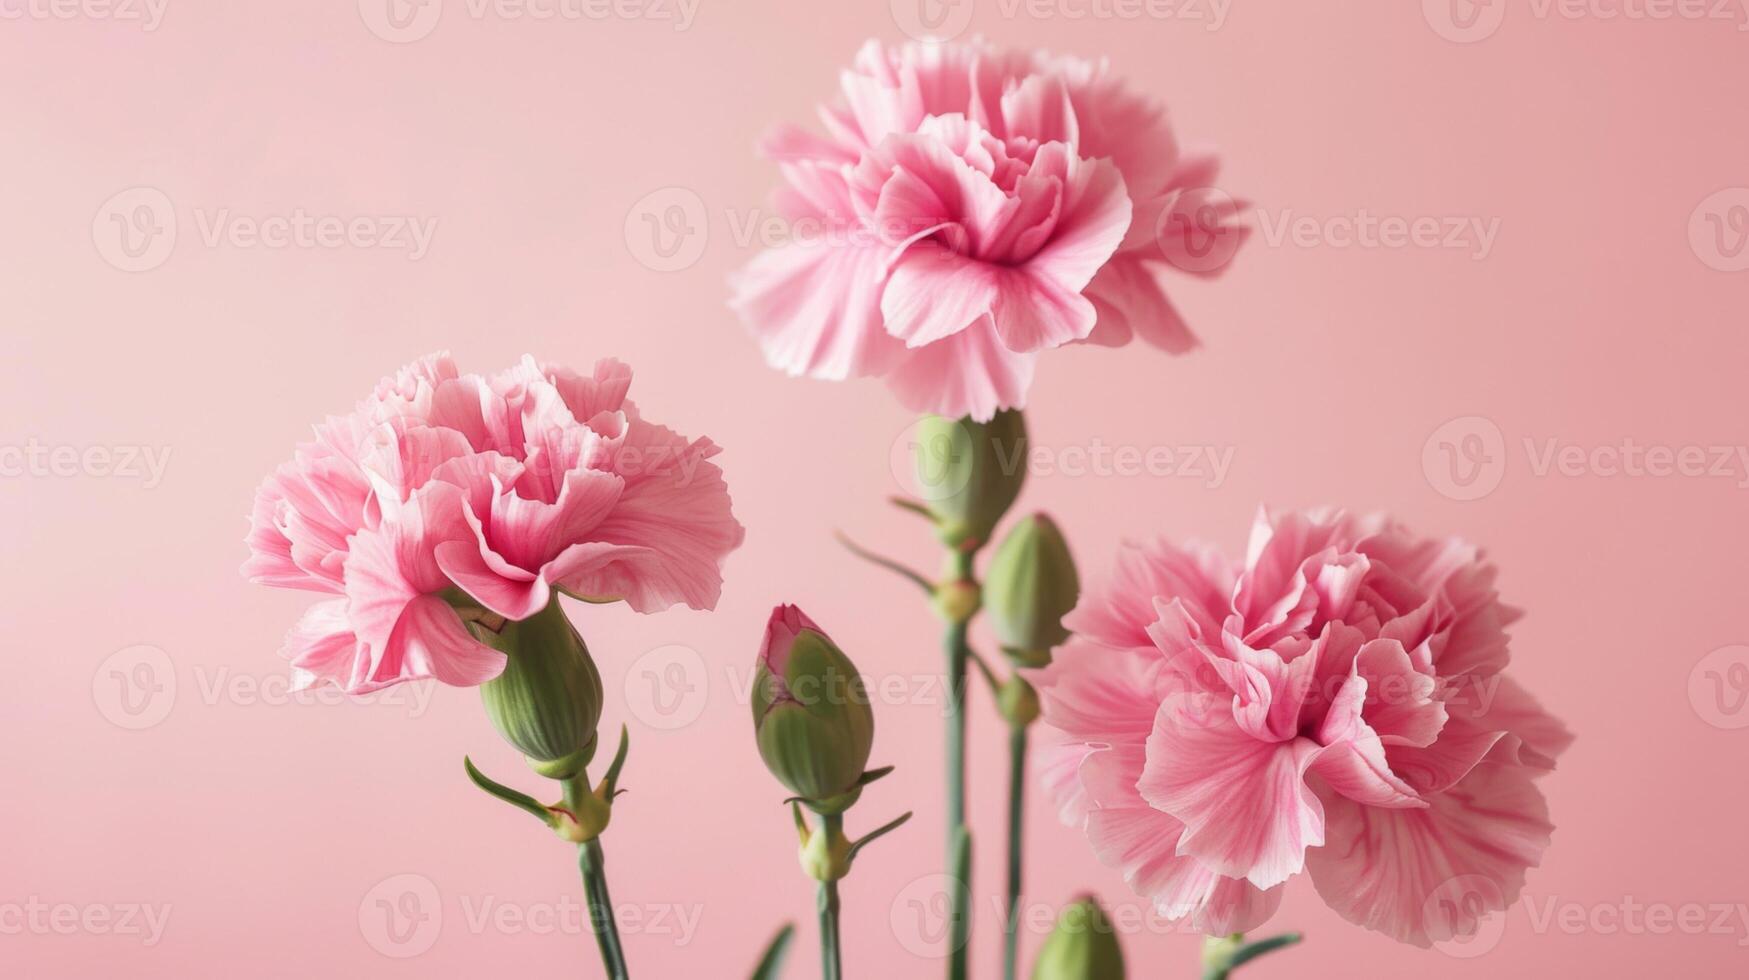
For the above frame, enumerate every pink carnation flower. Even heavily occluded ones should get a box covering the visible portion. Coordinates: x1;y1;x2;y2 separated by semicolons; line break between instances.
1036;508;1571;944
730;39;1245;422
244;354;744;693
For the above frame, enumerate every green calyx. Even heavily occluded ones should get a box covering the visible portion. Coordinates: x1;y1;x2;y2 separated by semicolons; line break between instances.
912;410;1028;551
998;675;1041;729
753;629;875;805
1033;896;1126;980
476;599;603;773
985;513;1080;668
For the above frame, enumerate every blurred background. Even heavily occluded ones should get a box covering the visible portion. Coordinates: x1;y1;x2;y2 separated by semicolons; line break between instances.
2;1;1747;976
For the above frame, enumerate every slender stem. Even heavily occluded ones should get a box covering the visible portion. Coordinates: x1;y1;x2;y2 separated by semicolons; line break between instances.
944;609;972;973
1001;725;1028;980
817;879;843;980
578;838;630;979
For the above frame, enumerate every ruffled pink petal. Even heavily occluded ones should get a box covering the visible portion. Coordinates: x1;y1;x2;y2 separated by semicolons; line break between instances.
1307;762;1554;947
280;600;362;691
987;267;1099;354
730;241;906;380
1139;701;1325;889
1024;145;1132;292
880;244;1001;348
1311;674;1427;809
558;420;743;612
364;594;506;692
1081;256;1196;353
1085;805;1283;934
1036;641;1165;742
884;318;1037;422
1065;538;1235;652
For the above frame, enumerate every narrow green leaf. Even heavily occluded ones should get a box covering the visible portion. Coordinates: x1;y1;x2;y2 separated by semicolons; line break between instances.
750;922;796;980
1228;932;1303;970
463;756;553;826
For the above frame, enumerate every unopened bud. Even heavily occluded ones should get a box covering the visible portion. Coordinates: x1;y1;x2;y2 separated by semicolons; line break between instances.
985;513;1079;668
477;600;603;777
1033;896;1125;980
912;410;1027;551
752;605;875;806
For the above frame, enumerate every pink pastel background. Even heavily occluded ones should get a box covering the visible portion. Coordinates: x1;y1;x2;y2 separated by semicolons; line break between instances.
4;1;1748;976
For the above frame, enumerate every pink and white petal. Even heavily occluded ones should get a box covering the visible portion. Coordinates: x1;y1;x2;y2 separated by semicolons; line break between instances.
1065;537;1235;651
883;318;1038;423
434;538;548;623
1035;641;1166;742
1033;725;1097;826
574;421;744;612
1081;255;1197;353
730;241;907;381
358;594;506;692
1028;151;1132;292
988;268;1099;354
280;600;362;691
1470;675;1573;770
1307;762;1554;947
880;245;1002;348
1155;187;1250;279
1311;676;1426;809
1085;805;1283;935
1139;703;1324;889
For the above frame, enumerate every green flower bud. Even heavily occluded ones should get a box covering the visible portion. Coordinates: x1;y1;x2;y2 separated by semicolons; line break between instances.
476;600;604;777
912;410;1028;551
998;675;1041;729
1032;896;1126;980
985;513;1080;668
752;605;875;807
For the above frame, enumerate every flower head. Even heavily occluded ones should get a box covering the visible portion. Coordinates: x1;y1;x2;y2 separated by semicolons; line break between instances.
1036;508;1571;944
244;353;744;693
730;38;1246;422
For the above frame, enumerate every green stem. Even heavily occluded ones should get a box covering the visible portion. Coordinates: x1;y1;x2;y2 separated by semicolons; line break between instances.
944;609;972;980
1001;725;1028;980
578;838;630;979
817;879;843;980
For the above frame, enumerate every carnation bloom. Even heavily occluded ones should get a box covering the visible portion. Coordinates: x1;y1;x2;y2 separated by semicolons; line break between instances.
244;354;744;693
730;38;1246;422
1036;508;1571;944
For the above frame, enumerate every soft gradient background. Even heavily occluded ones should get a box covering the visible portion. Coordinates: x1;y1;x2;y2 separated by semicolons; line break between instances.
4;1;1748;976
